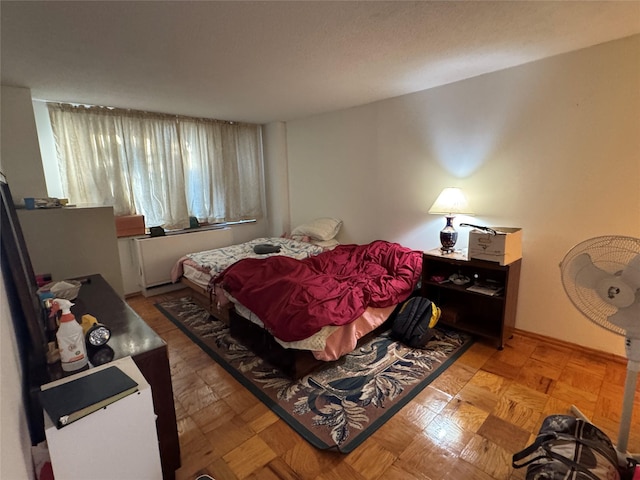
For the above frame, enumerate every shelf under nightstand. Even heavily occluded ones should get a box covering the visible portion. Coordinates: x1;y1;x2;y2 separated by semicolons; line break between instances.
421;248;522;349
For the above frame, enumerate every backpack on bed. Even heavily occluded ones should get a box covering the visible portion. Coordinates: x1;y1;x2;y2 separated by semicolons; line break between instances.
391;296;441;348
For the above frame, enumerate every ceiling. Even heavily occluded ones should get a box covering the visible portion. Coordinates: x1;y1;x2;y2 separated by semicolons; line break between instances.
2;1;639;124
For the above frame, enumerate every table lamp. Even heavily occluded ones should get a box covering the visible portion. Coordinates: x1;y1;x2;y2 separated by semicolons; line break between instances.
428;187;473;253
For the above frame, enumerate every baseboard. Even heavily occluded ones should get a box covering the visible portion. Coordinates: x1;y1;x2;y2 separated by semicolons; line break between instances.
514;328;627;366
140;282;184;298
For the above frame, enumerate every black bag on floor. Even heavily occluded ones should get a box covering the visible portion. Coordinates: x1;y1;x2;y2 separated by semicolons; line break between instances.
391;296;440;348
512;414;627;480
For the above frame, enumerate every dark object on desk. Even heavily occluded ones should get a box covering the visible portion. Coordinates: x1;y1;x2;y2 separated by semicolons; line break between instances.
87;345;115;366
460;223;497;235
150;226;165;237
40;366;138;428
81;315;111;347
253;243;282;254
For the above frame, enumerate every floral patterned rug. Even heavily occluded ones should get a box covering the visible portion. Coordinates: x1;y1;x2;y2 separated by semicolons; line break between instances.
156;296;474;453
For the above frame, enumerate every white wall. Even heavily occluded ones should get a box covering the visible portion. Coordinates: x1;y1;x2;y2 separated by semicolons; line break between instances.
286;35;640;357
288;103;383;242
1;86;48;205
263;121;291;236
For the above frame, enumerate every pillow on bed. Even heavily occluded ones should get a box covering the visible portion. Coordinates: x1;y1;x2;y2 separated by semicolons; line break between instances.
291;217;343;241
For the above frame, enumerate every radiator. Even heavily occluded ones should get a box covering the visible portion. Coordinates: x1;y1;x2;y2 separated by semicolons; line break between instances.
134;227;233;290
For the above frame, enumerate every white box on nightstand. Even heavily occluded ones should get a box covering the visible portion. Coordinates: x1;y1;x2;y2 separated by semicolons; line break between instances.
43;356;162;480
468;227;522;266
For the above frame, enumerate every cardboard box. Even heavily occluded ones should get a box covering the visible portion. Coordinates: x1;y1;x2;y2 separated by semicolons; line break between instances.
468;227;522;266
115;215;145;238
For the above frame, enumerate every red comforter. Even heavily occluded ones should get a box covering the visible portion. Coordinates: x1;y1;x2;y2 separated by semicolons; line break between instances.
212;240;423;342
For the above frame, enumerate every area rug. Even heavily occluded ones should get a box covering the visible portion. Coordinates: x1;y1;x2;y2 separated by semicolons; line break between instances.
156;297;474;453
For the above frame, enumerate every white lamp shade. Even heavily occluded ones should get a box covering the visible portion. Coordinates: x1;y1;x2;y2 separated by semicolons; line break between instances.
428;187;473;215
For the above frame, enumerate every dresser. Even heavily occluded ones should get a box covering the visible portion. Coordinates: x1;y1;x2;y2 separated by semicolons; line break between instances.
52;274;180;480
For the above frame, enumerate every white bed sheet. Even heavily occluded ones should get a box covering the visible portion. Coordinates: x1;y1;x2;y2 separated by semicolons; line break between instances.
182;263;210;290
185;237;323;278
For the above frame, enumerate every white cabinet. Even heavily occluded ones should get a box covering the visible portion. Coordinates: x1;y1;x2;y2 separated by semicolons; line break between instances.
134;227;232;296
43;357;162;480
118;236;145;296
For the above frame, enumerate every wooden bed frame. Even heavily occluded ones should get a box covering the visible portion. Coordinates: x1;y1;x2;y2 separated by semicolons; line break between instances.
180;276;396;379
229;308;397;380
180;276;324;377
180;277;231;324
229;308;334;379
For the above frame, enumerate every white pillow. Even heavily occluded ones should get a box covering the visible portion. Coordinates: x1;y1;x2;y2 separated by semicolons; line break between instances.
291;217;343;241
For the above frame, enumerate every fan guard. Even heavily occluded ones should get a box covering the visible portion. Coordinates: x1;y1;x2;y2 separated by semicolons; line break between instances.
560;235;640;338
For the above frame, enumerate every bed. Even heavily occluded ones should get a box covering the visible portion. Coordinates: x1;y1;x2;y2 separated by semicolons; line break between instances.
171;236;326;320
171;219;423;377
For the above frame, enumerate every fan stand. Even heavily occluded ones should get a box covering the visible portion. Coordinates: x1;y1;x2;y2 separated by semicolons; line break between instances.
570;337;640;465
558;235;640;469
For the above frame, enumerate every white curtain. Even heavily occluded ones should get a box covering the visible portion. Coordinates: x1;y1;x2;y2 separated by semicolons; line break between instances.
179;119;263;224
47;104;263;230
48;105;136;216
121;112;189;229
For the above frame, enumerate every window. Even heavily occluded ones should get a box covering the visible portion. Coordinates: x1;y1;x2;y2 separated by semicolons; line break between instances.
47;103;264;230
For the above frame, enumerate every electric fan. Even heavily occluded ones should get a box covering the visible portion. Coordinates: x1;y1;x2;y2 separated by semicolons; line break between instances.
559;235;640;459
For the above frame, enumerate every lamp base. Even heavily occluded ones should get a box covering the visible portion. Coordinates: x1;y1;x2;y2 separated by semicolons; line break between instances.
439;216;458;253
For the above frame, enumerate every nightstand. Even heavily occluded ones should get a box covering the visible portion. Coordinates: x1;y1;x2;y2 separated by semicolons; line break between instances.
421;248;522;349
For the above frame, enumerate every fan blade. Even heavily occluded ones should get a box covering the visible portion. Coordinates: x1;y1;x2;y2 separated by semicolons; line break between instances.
608;293;640;335
620;253;640;290
568;253;609;289
568;253;636;308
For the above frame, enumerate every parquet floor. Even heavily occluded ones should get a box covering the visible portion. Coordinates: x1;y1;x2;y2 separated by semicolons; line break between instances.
127;290;640;480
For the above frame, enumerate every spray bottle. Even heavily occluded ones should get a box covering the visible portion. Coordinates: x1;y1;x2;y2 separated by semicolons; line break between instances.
50;299;88;372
